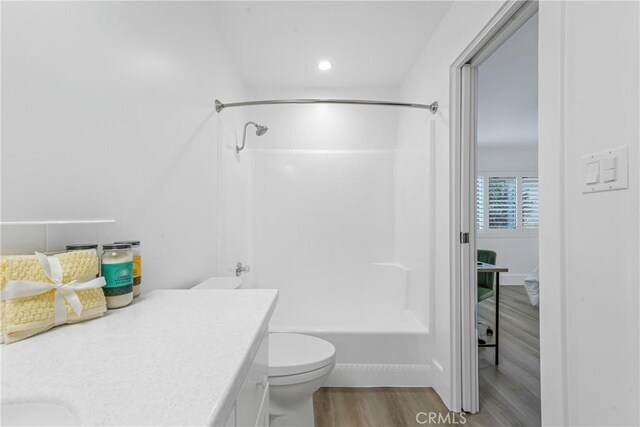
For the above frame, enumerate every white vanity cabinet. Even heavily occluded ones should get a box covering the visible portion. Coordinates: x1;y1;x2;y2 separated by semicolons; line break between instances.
226;335;270;427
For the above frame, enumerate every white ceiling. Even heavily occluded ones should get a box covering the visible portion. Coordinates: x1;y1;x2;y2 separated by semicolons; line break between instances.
212;1;453;88
477;13;538;147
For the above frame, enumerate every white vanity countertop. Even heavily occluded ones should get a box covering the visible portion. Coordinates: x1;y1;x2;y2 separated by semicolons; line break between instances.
1;289;278;426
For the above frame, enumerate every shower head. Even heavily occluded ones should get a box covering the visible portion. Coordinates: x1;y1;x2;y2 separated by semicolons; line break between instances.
255;124;268;136
237;121;268;153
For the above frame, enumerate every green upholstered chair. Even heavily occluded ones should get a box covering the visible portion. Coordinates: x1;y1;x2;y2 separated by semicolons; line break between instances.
477;249;497;303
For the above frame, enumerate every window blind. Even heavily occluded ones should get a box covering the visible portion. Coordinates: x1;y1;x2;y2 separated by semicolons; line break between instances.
476;176;485;230
521;176;539;229
488;177;517;230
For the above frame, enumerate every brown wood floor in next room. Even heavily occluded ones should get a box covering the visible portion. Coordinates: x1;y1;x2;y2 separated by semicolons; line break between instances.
313;286;541;427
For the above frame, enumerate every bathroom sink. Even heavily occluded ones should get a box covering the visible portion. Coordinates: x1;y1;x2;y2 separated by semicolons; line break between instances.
1;401;79;426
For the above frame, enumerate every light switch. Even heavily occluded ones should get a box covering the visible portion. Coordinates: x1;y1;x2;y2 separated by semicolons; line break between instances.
602;156;618;183
585;160;600;184
581;146;628;193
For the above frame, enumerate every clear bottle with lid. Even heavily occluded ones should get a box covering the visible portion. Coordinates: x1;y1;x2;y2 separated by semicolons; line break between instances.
114;240;142;297
101;243;133;309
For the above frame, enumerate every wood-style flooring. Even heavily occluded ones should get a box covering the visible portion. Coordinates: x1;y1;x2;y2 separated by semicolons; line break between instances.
313;286;540;427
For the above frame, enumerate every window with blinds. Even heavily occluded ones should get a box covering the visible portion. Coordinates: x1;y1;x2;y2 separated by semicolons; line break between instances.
521;177;539;229
476;174;539;232
487;176;517;229
476;176;485;230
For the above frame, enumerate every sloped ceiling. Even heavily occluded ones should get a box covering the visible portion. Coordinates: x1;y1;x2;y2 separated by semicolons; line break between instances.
212;1;453;88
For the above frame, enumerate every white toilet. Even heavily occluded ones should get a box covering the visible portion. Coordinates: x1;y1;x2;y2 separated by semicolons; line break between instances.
268;333;336;427
191;278;336;427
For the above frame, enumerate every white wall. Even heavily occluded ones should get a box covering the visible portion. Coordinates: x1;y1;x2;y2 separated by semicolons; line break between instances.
476;13;538;147
1;3;246;289
397;0;507;409
477;144;538;171
539;2;640;425
477;145;538;284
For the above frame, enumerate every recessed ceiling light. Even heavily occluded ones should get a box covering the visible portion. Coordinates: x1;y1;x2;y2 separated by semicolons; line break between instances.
318;60;332;71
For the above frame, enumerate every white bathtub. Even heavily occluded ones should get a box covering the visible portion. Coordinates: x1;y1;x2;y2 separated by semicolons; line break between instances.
266;263;430;387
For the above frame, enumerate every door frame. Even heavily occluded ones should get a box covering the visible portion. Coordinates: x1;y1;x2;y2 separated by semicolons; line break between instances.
449;0;539;413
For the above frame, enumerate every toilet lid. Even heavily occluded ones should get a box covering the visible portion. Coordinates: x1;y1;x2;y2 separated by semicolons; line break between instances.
269;333;336;377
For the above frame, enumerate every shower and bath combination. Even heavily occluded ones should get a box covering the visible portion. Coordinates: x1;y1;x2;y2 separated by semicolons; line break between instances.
237;121;268;153
215;95;441;426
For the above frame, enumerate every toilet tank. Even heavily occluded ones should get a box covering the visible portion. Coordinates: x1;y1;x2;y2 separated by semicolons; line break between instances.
191;277;242;290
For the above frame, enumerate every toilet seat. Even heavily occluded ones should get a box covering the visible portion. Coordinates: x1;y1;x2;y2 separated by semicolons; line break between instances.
269;333;336;377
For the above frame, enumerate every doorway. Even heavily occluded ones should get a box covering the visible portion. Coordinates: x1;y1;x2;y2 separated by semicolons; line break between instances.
451;0;540;418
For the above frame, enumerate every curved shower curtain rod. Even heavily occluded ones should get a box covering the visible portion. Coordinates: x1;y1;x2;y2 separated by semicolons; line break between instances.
214;98;438;114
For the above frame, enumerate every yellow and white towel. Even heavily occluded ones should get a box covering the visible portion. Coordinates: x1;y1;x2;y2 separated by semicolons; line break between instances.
0;249;107;343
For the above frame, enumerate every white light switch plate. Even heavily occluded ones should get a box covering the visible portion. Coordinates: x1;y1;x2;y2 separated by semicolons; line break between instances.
582;146;628;193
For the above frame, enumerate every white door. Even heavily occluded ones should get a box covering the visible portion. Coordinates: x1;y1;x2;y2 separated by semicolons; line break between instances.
460;63;479;413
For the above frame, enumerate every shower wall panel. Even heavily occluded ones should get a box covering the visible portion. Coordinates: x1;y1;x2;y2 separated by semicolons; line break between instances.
251;149;396;313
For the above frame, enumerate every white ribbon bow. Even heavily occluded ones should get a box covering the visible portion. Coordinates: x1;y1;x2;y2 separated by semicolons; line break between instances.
1;252;106;325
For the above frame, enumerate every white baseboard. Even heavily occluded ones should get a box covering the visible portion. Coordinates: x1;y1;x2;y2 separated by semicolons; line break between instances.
324;363;431;387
